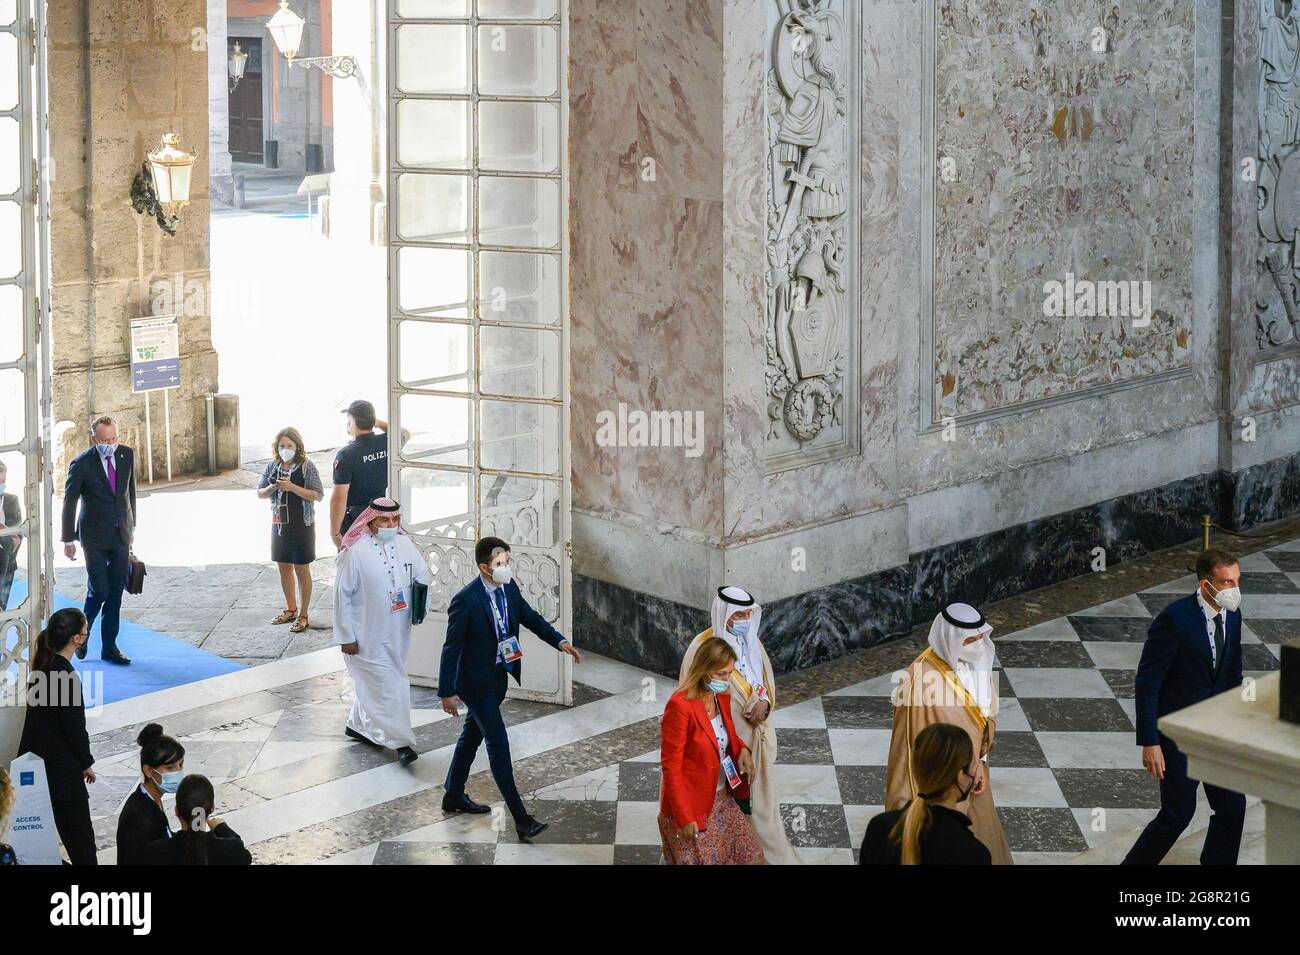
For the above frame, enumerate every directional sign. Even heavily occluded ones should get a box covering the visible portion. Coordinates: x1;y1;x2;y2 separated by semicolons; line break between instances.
130;316;182;393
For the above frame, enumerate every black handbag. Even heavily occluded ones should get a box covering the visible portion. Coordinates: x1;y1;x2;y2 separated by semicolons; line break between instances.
126;552;147;595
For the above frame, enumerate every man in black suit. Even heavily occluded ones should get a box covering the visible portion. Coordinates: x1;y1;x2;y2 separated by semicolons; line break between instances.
439;536;582;839
61;415;137;665
1122;548;1247;865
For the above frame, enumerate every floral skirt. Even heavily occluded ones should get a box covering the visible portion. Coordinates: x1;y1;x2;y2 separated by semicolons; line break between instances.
659;788;765;865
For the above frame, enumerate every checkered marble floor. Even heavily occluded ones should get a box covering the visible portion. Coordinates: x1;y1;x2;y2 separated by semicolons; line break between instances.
361;545;1294;865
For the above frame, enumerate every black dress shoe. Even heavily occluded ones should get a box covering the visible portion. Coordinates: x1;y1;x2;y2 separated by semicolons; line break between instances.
515;816;548;840
441;793;490;815
397;746;419;766
101;651;131;665
344;726;379;746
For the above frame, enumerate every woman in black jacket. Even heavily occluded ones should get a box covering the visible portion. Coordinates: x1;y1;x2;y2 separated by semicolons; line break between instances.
115;723;185;865
17;608;97;865
143;775;252;865
860;722;992;865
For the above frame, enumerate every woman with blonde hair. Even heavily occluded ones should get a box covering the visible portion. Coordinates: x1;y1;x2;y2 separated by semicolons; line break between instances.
860;722;991;865
0;767;17;864
257;427;324;633
658;636;763;865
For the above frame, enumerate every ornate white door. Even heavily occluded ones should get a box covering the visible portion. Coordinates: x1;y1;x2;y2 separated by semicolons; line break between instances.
386;0;571;703
0;1;52;754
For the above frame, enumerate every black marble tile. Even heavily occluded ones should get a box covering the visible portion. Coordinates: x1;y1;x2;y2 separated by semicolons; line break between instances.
1243;644;1281;671
614;844;664;865
986;731;1049;768
1136;592;1184;616
780;803;851;849
240;741;395;800
1099;668;1137;699
994;640;1095;668
1263;549;1300;572
1229;453;1300;528
1245;618;1300;644
834;765;886;805
1238;572;1300;594
774;728;834;764
820;695;896;728
995;806;1089;853
498;799;617;846
1066;616;1154;642
372;841;497;865
617;761;662;802
1017;697;1134;733
1052;768;1162;809
572;573;706;677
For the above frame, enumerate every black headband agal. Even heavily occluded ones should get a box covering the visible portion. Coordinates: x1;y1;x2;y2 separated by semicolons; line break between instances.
369;499;400;513
717;586;754;607
941;604;986;630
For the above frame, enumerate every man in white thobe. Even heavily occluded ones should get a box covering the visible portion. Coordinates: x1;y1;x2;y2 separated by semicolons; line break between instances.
332;497;430;766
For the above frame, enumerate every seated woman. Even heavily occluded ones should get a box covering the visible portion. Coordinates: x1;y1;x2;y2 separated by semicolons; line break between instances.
142;775;252;866
860;722;991;865
658;636;762;865
115;723;185;865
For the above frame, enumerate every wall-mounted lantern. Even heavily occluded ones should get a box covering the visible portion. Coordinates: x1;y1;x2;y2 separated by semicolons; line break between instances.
267;0;358;79
228;41;249;93
130;133;197;237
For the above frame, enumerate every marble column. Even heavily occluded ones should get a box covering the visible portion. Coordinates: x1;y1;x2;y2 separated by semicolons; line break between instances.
207;0;234;206
326;0;384;244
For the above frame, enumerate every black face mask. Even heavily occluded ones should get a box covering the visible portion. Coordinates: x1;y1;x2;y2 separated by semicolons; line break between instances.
957;767;977;802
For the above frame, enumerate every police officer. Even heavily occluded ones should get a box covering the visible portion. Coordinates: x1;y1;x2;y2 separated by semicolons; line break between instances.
330;400;391;549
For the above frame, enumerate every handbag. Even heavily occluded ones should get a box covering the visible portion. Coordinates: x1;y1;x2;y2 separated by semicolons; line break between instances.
126;552;147;595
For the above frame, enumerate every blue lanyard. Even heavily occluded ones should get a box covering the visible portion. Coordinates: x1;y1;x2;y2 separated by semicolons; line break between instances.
487;584;508;637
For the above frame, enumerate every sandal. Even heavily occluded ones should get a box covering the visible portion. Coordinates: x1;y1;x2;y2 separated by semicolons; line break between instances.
290;615;309;633
271;609;297;625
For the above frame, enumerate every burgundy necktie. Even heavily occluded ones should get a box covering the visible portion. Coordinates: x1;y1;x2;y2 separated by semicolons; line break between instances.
106;454;117;494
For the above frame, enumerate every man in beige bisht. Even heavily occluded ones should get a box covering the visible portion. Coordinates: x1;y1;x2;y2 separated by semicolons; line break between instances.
678;585;803;864
885;602;1013;864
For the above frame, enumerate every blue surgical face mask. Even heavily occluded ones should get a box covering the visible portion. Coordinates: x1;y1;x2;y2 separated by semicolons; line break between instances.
152;768;184;794
376;526;397;542
728;618;750;639
706;678;730;694
96;442;118;458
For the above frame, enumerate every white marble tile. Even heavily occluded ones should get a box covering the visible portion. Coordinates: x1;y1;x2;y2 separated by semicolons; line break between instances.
997;618;1080;641
1116;698;1137;727
572;651;668;696
828;670;906;696
1082;641;1144;670
614;801;661;845
771;696;826;728
1003;667;1114;698
1071;807;1160;850
842;804;883;850
245;740;355;776
1237;551;1281;573
1034;732;1143;769
1072;594;1153;618
532;763;620;801
182;709;283;743
827;728;892;766
775;764;842;805
1012;851;1079;865
494;842;614;865
798;847;856;865
991;696;1030;732
411;708;452;729
391;807;504;845
1238;622;1263;645
986;767;1068;808
313;842;380;865
626;749;661;763
1143;574;1199;594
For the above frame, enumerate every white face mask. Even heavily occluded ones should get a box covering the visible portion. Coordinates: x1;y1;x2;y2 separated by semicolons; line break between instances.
957;635;993;669
491;564;513;585
1205;581;1242;613
278;447;296;463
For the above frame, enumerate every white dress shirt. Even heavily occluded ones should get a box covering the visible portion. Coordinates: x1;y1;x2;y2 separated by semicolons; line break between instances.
1195;589;1224;667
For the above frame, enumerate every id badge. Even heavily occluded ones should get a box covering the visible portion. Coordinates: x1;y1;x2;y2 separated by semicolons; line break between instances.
720;754;742;790
389;589;408;613
755;684;767;701
498;636;523;664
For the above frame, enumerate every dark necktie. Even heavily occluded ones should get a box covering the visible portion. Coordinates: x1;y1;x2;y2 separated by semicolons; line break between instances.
106;454;117;495
1213;614;1224;673
494;587;507;631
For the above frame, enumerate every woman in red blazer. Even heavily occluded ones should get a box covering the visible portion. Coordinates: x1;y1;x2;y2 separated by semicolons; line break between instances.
659;636;764;864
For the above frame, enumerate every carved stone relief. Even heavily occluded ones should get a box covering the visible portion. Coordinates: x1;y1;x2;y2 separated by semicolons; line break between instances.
1257;0;1300;350
764;0;860;470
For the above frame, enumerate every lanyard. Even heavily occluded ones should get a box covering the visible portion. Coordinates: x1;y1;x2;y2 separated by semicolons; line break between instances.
373;537;400;591
487;583;509;637
711;694;728;760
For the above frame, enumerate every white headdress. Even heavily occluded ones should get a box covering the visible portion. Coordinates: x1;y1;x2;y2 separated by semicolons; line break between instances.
927;602;997;718
711;586;766;693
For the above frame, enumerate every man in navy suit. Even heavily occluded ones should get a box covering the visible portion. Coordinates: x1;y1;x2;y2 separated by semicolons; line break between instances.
1122;548;1246;865
61;415;137;665
439;536;582;839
